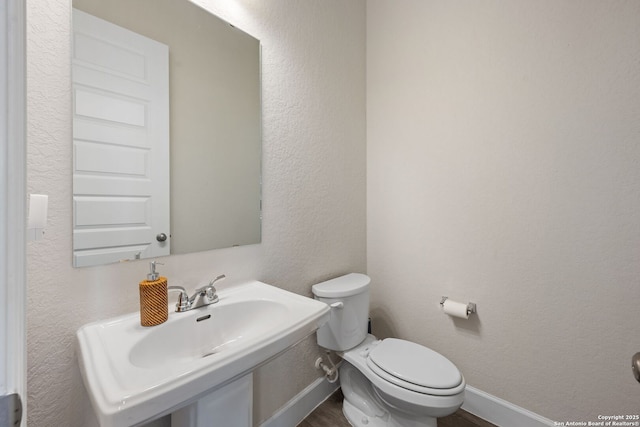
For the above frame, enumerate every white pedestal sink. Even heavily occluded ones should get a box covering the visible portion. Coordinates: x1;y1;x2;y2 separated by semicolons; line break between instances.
76;280;330;427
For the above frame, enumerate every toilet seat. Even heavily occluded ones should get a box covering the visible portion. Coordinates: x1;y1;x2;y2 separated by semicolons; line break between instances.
366;339;464;396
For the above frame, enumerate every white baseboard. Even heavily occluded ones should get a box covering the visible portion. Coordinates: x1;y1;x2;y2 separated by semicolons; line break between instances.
259;377;339;427
462;385;556;427
259;378;555;427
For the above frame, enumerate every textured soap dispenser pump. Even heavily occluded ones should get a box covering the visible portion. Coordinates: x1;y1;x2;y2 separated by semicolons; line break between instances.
139;261;168;327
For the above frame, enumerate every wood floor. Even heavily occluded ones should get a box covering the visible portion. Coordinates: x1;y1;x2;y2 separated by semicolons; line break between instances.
298;389;496;427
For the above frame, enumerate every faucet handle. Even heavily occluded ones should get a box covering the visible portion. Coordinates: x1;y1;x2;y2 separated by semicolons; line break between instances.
202;275;226;296
167;285;190;312
210;275;225;296
193;275;226;295
190;275;225;308
196;274;227;296
209;274;226;287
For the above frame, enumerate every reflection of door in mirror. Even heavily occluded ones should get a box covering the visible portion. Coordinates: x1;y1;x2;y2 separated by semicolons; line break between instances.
71;0;262;267
72;9;170;267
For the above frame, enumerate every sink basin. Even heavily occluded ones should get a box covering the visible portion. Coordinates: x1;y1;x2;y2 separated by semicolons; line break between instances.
76;280;330;427
129;299;289;369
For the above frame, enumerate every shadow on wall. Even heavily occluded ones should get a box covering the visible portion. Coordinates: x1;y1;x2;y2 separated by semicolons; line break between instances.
450;311;483;337
370;306;484;339
369;307;398;339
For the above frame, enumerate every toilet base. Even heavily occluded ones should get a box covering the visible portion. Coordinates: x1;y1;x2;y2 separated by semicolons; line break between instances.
340;361;438;427
343;399;437;427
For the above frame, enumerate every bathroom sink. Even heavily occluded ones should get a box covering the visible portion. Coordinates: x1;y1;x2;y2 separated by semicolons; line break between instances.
76;280;330;427
129;299;289;369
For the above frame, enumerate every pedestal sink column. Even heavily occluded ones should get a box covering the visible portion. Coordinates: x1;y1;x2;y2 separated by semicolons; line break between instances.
171;373;252;427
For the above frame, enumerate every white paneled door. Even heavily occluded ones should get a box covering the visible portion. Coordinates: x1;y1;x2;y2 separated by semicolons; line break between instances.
72;9;170;267
1;0;26;425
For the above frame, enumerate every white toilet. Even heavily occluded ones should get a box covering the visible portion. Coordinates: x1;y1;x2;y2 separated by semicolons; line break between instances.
312;273;465;427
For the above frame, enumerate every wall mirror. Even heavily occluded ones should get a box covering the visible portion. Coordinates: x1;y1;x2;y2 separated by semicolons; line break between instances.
71;0;262;267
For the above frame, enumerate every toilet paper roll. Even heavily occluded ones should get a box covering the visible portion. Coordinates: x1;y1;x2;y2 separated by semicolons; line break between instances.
442;299;469;319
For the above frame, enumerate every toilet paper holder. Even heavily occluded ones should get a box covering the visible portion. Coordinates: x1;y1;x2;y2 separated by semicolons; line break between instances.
440;296;476;317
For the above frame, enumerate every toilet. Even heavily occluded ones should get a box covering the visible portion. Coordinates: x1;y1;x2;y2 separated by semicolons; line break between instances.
312;273;465;427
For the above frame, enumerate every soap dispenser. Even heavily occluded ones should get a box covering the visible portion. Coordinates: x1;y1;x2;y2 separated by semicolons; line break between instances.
139;261;168;327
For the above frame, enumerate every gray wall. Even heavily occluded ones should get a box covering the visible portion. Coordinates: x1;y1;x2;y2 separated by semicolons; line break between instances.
367;0;640;421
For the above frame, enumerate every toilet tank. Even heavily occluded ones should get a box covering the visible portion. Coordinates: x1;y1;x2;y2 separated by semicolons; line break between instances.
312;273;370;351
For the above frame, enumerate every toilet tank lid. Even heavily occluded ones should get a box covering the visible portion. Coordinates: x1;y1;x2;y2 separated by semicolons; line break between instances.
312;273;370;298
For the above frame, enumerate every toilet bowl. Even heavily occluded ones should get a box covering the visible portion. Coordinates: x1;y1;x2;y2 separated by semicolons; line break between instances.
312;274;465;427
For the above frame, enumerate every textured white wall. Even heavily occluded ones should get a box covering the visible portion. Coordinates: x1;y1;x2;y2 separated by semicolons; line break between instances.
26;0;365;426
367;0;640;422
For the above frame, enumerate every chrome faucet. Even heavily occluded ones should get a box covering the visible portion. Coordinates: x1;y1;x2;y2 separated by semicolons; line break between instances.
167;275;226;312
